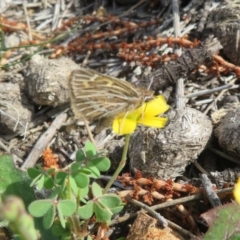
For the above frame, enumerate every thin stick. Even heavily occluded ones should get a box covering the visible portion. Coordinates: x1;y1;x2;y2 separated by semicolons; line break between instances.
208;147;240;165
193;160;210;175
110;188;233;226
172;0;182;56
186;83;238;98
21;113;67;170
82;51;91;67
175;77;185;109
200;174;222;207
172;0;185;110
203;78;237;114
0;139;10;152
23;0;33;52
125;196;168;227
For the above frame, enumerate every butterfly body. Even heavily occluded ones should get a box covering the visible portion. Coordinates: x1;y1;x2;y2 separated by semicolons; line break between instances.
69;68;154;125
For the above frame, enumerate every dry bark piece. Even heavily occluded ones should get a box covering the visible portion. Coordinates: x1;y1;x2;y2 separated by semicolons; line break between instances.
25;55;80;106
133;37;222;91
206;1;240;65
129;108;212;179
126;212;183;240
0;82;34;136
213;102;240;158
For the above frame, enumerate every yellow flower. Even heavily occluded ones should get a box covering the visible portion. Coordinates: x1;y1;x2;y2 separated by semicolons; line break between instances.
112;95;170;135
234;178;240;204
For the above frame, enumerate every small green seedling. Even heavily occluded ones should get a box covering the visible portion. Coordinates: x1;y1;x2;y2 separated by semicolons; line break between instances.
27;141;124;239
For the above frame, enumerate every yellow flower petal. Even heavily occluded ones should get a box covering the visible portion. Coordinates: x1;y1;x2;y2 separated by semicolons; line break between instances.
137;117;168;128
135;95;170;117
112;117;137;135
112;95;169;135
234;178;240;204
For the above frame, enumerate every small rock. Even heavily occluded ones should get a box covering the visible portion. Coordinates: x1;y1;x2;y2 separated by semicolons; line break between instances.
25;55;80;106
206;1;240;65
129;108;212;179
213;102;240;157
0;82;34;136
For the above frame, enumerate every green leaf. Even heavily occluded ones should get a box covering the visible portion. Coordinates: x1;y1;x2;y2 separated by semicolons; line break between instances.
109;205;124;215
61;235;72;240
43;204;55;229
86;235;93;240
46;168;56;175
87;157;110;172
57;204;66;229
52;221;70;237
57;200;76;216
202;202;240;240
91;194;124;223
43;174;54;189
78;201;94;219
87;165;100;178
28;200;53;217
99;194;124;214
37;175;45;190
79;186;89;201
54;171;68;185
80;167;93;175
0;155;58;240
49;186;62;199
76;149;86;163
27;167;41;179
0;155;35;206
70;162;81;172
94;202;112;223
29;174;42;187
92;182;102;198
99;194;123;207
72;172;89;189
69;176;78;195
85;141;97;158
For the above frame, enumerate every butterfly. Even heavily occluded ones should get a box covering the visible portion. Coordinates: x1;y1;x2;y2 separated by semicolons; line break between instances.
68;68;154;131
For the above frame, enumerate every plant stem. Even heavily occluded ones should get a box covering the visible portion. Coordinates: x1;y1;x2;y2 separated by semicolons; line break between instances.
103;134;131;194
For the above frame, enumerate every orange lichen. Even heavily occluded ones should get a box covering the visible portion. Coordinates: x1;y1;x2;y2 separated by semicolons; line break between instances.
42;148;59;170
